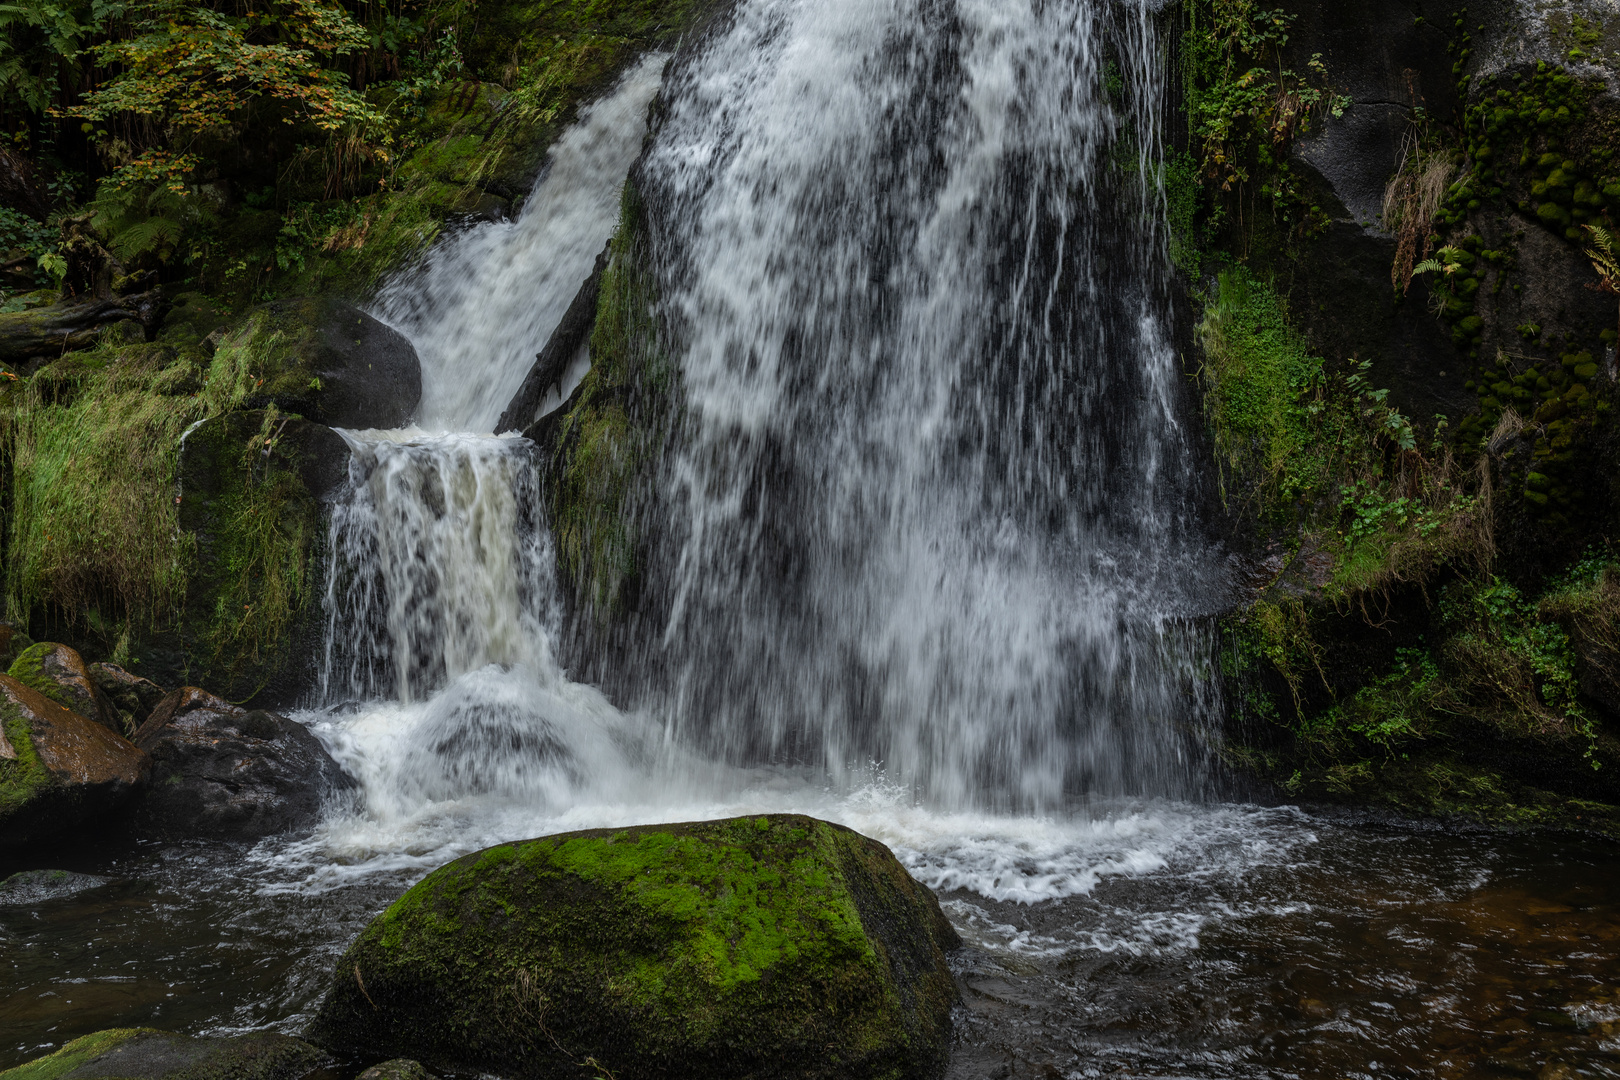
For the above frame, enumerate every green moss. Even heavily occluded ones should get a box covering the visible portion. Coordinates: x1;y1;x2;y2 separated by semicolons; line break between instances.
0;1029;153;1080
0;687;49;820
549;182;670;617
3;340;204;632
6;643;74;714
179;409;319;698
311;814;957;1080
1196;267;1326;508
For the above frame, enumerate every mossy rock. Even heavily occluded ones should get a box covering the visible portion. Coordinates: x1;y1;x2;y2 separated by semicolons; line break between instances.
208;296;420;429
136;410;351;705
0;674;145;847
7;642;122;732
0;1028;323;1080
308;814;960;1080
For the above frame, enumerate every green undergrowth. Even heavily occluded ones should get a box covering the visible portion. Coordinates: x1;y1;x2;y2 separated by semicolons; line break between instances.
0;331;323;682
1226;551;1620;831
548;182;672;618
2;339;206;633
1197;267;1488;604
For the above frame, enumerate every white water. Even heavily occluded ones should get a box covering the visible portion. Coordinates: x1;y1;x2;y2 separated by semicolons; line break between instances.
370;52;670;434
294;0;1241;914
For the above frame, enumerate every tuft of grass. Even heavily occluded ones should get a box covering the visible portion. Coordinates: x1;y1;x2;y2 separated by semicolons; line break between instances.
3;340;205;631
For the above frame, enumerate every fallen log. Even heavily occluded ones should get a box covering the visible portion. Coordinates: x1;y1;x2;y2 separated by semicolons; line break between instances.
494;241;610;434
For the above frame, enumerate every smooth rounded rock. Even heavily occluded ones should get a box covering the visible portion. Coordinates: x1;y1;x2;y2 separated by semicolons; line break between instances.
0;674;146;847
309;814;960;1080
7;642;121;733
131;688;353;839
0;868;114;905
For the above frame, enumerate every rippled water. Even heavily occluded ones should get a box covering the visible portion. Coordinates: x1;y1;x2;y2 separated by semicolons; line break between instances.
4;796;1618;1079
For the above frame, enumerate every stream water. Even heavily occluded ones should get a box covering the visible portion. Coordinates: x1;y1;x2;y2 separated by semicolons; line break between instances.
3;0;1620;1078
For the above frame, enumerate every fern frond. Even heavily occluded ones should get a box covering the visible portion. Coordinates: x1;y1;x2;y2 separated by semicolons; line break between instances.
108;215;185;260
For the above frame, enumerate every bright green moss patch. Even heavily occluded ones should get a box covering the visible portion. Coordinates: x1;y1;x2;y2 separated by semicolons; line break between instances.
1197;267;1326;507
311;814;959;1080
0;689;49;821
0;1029;153;1080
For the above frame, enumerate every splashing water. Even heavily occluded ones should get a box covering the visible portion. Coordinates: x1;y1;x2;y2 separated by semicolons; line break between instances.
307;0;1228;895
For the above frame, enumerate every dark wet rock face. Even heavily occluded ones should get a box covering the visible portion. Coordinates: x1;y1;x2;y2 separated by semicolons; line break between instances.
0;868;114;905
212;296;422;429
0;1028;323;1080
0;674;146;847
310;814;960;1080
131;688;353;840
7;642;122;734
88;663;168;729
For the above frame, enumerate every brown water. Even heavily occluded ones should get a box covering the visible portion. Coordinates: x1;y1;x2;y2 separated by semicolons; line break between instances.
3;809;1617;1079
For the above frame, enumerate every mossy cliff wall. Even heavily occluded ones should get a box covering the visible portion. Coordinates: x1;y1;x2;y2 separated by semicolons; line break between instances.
1177;0;1620;831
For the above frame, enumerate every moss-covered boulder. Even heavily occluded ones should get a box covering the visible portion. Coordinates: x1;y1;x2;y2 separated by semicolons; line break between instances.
0;673;145;846
209;296;420;429
308;814;960;1080
7;642;122;733
146;410;351;703
0;1028;323;1080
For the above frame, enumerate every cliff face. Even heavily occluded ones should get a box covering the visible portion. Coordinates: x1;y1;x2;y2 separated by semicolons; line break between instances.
1183;0;1620;830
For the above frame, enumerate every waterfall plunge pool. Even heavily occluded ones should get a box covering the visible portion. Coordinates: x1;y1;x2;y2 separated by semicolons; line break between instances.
3;769;1618;1080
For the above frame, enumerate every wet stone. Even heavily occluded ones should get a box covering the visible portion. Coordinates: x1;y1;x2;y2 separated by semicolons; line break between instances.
132;689;354;840
8;642;122;733
354;1061;436;1080
0;674;146;847
0;868;114;905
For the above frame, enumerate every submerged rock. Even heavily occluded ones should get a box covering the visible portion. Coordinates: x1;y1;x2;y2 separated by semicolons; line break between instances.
0;867;114;905
309;814;960;1080
8;642;123;733
0;1028;323;1080
0;674;146;847
131;688;353;839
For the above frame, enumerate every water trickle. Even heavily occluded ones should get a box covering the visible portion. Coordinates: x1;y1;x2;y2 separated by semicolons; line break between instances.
597;0;1225;809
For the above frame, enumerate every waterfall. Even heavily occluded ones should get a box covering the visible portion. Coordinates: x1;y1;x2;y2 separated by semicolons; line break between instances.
300;0;1226;880
601;0;1221;809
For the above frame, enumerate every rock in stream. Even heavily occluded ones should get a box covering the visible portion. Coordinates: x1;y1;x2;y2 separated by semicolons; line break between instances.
309;814;960;1080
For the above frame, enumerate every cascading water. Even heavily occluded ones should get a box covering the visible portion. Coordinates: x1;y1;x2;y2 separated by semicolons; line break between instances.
600;0;1225;808
11;8;1620;1076
291;0;1228;885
